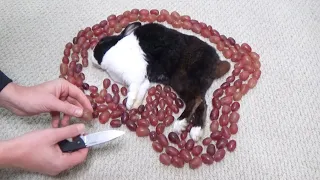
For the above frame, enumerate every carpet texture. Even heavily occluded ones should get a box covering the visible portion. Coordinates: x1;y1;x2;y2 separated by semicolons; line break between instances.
0;0;319;179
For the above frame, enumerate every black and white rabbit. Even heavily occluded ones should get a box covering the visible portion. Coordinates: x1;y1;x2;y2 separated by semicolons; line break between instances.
91;22;230;141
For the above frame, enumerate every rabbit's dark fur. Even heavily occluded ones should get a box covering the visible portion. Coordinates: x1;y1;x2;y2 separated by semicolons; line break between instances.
92;22;230;141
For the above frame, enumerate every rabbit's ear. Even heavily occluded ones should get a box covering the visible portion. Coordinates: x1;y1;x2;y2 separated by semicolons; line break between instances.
121;22;142;36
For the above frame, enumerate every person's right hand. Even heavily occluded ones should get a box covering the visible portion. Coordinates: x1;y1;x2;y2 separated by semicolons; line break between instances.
0;124;88;176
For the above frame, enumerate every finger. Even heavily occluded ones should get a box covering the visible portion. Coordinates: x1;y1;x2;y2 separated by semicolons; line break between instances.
60;96;79;127
59;148;88;170
60;114;71;127
66;96;83;109
60;95;67;101
61;80;93;112
58;96;81;127
48;96;84;118
50;123;85;143
50;111;60;128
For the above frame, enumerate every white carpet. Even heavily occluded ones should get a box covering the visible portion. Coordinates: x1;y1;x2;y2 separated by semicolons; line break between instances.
0;0;319;179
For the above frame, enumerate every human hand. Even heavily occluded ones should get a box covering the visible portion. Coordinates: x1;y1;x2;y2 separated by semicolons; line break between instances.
0;78;93;127
0;124;88;176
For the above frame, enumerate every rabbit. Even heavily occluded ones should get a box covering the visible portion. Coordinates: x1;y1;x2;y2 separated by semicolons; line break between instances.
91;22;230;141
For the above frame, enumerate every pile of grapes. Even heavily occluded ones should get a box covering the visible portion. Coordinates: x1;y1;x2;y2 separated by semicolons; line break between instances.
59;9;261;169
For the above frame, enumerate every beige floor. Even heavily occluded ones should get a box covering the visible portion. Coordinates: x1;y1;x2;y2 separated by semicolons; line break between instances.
0;0;319;179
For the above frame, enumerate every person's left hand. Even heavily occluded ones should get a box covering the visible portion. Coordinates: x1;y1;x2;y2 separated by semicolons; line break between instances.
0;78;93;127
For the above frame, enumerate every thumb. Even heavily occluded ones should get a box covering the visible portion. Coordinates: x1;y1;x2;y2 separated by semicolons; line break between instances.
48;96;84;117
50;123;85;143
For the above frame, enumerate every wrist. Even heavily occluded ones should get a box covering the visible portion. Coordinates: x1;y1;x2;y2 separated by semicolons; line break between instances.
0;140;21;168
0;82;18;108
0;83;27;115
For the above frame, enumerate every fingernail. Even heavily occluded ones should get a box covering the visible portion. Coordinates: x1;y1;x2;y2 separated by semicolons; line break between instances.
75;108;83;117
77;124;85;133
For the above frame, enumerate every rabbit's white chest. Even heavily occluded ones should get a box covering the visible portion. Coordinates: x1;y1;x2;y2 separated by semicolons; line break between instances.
100;33;148;86
106;69;125;85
